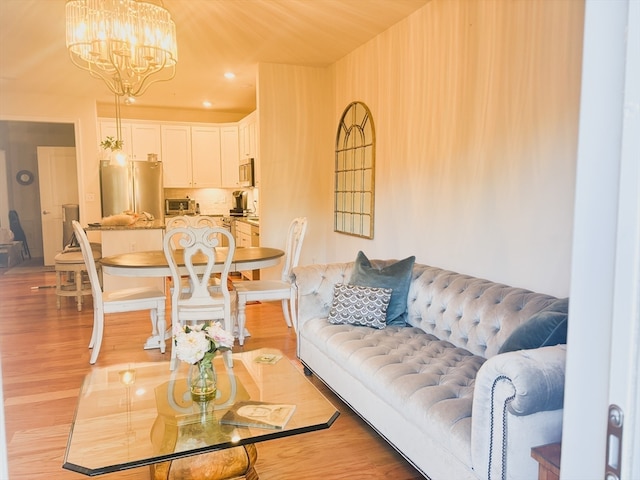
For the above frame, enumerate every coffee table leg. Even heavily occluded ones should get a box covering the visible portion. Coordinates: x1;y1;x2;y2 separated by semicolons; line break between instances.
150;443;258;480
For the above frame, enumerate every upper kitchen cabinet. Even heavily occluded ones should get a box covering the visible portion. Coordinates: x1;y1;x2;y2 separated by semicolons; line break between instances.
99;120;161;161
130;124;161;161
191;126;222;187
238;111;257;159
220;125;240;188
163;124;233;188
161;125;192;187
238;111;259;187
100;118;242;188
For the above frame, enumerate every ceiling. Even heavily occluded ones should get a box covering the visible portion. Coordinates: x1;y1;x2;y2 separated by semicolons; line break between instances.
0;0;428;115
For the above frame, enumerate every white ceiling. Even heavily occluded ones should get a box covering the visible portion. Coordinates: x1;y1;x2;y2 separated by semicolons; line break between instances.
0;0;428;114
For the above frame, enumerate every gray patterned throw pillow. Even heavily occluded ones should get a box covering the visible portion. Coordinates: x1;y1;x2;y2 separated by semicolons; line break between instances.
328;283;393;329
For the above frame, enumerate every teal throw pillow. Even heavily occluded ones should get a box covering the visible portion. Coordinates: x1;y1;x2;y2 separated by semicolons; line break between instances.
349;251;416;326
499;298;569;354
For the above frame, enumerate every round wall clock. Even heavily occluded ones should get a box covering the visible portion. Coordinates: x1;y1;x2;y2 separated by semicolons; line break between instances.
16;170;34;186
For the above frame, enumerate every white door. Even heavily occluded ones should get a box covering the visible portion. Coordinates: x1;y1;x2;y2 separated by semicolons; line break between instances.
37;146;78;265
562;2;639;478
606;2;640;477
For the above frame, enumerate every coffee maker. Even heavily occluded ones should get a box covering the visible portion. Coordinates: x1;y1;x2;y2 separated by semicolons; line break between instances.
230;190;248;216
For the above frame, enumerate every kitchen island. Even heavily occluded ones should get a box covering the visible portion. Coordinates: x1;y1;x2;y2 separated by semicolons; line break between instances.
86;219;165;293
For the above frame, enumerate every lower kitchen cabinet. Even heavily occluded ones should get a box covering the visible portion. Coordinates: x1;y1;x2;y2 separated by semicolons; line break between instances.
100;228;165;292
234;220;260;279
235;220;252;248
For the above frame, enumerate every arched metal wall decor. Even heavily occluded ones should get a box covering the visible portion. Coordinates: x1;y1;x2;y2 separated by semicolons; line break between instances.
334;101;375;239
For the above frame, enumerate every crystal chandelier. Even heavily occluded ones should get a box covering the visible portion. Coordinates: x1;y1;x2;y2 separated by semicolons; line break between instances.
65;0;178;99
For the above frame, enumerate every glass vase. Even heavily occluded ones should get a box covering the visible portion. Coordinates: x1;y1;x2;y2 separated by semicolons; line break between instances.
188;360;217;405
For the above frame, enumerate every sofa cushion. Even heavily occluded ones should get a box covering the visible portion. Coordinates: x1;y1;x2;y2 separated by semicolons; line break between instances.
499;298;569;353
349;251;415;326
328;283;392;329
299;317;485;466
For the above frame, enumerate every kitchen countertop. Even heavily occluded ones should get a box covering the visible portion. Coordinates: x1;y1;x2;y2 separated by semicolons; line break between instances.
164;214;224;218
234;217;260;227
85;219;166;231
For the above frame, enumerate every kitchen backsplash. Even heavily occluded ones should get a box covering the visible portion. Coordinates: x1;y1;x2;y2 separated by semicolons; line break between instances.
164;187;259;216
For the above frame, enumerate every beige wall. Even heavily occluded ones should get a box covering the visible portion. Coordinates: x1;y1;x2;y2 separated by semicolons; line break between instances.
257;63;334;277
0;93;102;226
259;0;584;297
0;0;584;298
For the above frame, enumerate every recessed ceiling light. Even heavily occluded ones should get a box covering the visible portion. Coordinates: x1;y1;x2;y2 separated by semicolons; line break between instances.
224;72;236;80
202;100;212;108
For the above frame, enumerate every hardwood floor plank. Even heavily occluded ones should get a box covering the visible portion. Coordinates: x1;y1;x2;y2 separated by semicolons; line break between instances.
1;270;424;479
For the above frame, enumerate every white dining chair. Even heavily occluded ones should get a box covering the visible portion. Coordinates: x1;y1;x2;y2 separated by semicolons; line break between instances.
71;221;167;364
163;225;237;369
166;215;220;292
232;217;307;345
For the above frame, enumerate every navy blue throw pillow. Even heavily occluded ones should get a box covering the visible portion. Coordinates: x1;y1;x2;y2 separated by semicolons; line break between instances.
499;298;569;354
349;251;416;326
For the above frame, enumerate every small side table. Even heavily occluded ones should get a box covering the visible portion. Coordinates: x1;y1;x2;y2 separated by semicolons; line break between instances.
531;443;561;480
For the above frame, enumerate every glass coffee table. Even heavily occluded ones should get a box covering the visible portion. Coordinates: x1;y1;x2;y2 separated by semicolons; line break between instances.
63;348;339;479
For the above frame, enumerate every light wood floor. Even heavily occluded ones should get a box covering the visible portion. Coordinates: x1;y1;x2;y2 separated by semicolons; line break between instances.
0;268;424;480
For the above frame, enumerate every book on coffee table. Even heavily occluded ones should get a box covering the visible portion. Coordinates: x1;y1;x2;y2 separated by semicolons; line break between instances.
220;401;296;430
253;353;282;365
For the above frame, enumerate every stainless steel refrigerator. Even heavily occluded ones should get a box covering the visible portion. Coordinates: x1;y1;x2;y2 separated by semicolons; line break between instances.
99;160;164;220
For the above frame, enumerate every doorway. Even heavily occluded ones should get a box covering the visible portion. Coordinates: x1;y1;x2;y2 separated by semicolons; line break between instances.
0;121;76;263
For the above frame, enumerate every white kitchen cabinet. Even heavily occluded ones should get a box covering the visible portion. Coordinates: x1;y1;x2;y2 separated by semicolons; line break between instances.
100;119;241;188
99;120;161;161
99;120;133;159
163;125;224;188
238;111;257;159
235;220;251;248
238;111;259;187
191;126;222;187
130;123;161;161
234;220;260;279
161;125;192;187
220;125;240;188
100;228;165;292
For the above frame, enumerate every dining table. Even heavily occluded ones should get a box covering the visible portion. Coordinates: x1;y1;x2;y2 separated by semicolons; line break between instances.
99;246;284;350
100;246;284;278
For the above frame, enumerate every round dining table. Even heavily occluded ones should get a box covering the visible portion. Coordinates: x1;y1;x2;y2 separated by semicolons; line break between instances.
99;246;284;350
100;246;284;277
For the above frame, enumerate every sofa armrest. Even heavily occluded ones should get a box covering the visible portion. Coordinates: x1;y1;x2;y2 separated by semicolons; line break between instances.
471;345;566;479
291;262;353;329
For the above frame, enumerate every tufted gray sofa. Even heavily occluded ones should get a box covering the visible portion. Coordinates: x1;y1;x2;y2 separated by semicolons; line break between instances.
292;260;567;480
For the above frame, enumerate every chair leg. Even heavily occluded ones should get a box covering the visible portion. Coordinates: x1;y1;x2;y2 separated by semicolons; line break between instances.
89;309;105;364
75;270;83;312
55;271;62;309
237;295;248;346
281;299;293;327
223;350;233;368
155;305;167;354
169;302;180;370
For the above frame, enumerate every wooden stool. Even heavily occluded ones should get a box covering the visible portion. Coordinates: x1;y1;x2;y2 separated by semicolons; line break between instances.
54;247;101;311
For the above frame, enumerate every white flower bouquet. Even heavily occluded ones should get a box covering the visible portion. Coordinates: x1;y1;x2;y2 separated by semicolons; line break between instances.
174;321;234;365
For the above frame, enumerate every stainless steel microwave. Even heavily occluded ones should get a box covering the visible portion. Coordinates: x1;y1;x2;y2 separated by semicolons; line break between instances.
165;198;195;215
238;158;254;187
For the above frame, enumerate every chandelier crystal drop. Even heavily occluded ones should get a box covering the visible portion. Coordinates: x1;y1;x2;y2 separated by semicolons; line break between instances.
65;0;178;98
